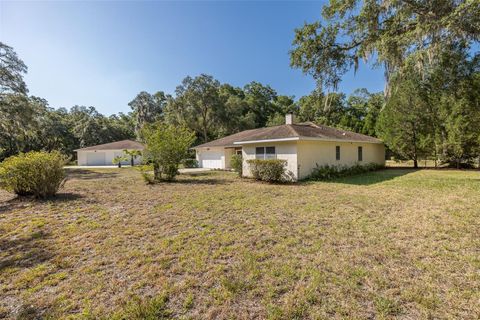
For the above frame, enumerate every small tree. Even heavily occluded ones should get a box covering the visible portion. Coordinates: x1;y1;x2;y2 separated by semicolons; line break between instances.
112;155;128;168
123;149;142;167
141;122;196;181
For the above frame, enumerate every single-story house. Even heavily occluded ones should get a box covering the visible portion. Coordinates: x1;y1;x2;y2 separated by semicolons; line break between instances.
193;114;385;180
75;140;144;166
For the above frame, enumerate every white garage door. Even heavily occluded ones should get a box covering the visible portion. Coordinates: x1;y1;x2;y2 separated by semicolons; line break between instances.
87;152;106;165
200;151;223;169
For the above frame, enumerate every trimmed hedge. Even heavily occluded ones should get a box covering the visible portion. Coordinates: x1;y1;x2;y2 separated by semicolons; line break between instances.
247;159;288;182
309;163;384;180
0;151;68;198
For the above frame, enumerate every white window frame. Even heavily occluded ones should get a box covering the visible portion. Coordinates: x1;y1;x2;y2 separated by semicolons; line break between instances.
255;146;276;160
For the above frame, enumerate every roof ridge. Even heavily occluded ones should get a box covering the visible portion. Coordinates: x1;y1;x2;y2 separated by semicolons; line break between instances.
74;139;144;151
286;124;300;137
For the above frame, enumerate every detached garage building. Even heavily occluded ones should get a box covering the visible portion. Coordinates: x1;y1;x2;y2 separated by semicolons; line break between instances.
75;140;144;166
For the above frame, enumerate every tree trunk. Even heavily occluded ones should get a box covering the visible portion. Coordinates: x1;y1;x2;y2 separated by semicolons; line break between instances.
202;106;209;142
118;162;121;168
130;156;134;167
153;162;161;181
411;121;418;169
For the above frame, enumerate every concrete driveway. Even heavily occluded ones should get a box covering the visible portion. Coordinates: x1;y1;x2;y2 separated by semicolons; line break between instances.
179;168;212;173
66;165;122;169
66;166;212;173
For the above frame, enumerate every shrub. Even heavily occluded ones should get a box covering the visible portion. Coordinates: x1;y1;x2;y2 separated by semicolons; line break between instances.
163;164;179;180
139;166;155;185
230;154;243;177
0;151;68;198
309;162;384;180
183;158;199;168
247;159;287;182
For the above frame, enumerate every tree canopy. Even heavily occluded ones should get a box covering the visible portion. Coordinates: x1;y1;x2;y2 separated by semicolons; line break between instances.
0;42;28;94
290;0;480;93
1;28;479;167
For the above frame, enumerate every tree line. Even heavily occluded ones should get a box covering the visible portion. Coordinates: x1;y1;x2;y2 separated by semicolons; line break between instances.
2;0;479;171
0;42;385;162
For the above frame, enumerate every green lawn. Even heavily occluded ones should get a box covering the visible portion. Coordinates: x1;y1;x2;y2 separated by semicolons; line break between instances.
1;168;479;319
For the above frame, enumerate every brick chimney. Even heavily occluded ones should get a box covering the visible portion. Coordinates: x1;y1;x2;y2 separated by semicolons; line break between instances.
285;113;295;125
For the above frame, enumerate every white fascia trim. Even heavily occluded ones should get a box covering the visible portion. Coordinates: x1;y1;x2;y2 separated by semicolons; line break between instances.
233;137;300;145
233;136;383;145
299;137;384;144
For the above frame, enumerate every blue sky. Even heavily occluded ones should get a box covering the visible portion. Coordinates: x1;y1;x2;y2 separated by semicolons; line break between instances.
1;1;385;115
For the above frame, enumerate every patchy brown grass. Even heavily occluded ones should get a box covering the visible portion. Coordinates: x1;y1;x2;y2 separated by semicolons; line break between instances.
0;168;479;319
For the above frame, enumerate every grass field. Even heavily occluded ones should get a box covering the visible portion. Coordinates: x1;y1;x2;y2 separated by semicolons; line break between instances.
1;168;479;319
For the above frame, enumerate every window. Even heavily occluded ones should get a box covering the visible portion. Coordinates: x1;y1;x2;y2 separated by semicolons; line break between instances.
358;146;363;161
265;147;276;159
255;147;264;159
255;146;276;160
336;146;340;160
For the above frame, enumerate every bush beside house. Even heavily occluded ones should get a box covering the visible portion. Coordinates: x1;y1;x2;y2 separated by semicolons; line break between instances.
230;154;243;177
0;151;67;198
309;163;384;180
247;159;288;182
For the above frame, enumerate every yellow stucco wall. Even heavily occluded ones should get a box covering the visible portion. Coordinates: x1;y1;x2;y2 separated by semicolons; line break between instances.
242;141;298;179
296;140;385;179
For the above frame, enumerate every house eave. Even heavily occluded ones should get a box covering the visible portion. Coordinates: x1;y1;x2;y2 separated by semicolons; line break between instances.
74;148;144;152
298;137;384;144
192;145;236;150
233;137;300;145
233;136;383;145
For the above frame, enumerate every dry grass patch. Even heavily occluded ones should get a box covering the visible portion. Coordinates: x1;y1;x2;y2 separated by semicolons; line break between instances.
0;168;479;319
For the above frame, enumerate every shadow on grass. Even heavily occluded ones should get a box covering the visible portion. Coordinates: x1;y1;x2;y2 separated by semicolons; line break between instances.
0;193;85;214
173;178;231;185
326;169;417;186
182;172;213;177
66;169;119;180
0;230;53;271
173;171;233;185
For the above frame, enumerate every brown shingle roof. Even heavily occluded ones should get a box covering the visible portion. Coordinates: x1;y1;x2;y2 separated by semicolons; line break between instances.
193;123;382;148
193;129;260;148
75;140;144;151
